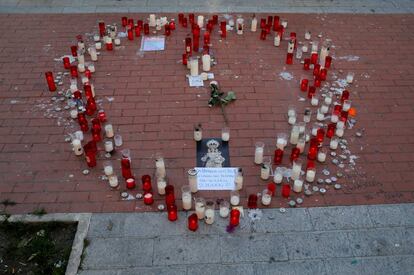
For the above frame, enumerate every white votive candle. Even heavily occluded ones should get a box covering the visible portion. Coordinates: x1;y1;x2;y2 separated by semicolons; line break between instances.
188;168;198;193
273;170;283;184
70;109;78;119
293;179;303;193
72;139;83;156
317;150;327;162
230;191;240;206
254;142;264;164
108;175;119;188
182;193;192;210
306;169;316;182
197;15;204;28
105;124;114;138
157;177;167;195
291;160;302;180
195;199;205;219
330;138;339;150
261;190;272;206
261;164;270;180
190;58;199;76
202;54;211;72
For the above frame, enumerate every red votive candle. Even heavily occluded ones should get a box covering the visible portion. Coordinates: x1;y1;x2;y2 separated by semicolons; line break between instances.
73;91;82;100
45;72;56;92
127;28;134;40
85;69;92;79
71;45;78;57
248;194;258;209
204;31;210;45
267;183;276;196
84;141;97;167
144;193;154;205
165;24;171;36
316;128;325;144
325;56;332;68
169;20;176;31
308;86;316;99
144;23;149;35
300;79;309;92
121;16;128;27
189;13;195;24
319;68;327;81
91;118;101;132
281;184;290;198
327;123;336;138
304;58;310;70
308;138;318;160
185;37;192;54
70;65;78;78
98;110;106;122
178;13;184;24
126;178;136;189
92;130;101;142
80;122;89;132
62;57;71;69
260;18;266;29
230;209;240;226
121;157;132;179
142;175;152;192
286;53;293;65
168;204;178;221
273;16;280;31
77;113;87;125
188;213;198;231
341;90;350;103
311;53;318;64
290;147;300;162
274;148;283;165
165;185;175;206
127;18;134;28
182;53;188;65
193;34;199;51
98;21;105;37
137;20;143;28
260;29;266;40
106;39;113;51
313;64;321;77
84;84;93;99
265;24;271;34
86;98;97;116
220;21;226;38
213;15;218;24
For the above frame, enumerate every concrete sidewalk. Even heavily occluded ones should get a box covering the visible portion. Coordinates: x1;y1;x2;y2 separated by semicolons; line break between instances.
79;203;414;274
0;0;413;14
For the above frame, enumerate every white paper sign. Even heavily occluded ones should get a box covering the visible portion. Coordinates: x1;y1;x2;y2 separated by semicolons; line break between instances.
195;167;237;190
140;36;165;51
188;75;204;87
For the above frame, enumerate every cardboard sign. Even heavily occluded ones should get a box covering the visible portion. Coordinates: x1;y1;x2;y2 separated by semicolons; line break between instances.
195;167;237;190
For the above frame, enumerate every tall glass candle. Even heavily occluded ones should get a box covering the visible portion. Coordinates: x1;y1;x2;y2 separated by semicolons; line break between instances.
293;179;303;193
195;198;205;219
261;189;272;205
291;159;302;180
235;168;243;190
219;200;230;217
45;72;57;92
230;190;240;206
188;213;198;231
188;168;198;193
205;201;215;224
254;141;264;164
181;185;192;210
157;177;167;195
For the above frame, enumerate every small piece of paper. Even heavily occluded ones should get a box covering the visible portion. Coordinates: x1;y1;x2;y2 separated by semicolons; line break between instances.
188;75;204;87
207;73;215;79
140;36;165;51
195;167;237;190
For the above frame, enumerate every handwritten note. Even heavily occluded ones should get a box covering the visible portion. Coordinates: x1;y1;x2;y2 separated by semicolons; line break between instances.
195;167;237;190
188;75;204;87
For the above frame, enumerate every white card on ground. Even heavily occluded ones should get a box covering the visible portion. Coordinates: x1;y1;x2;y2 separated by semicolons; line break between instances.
195;167;237;190
140;36;165;51
207;73;214;79
189;75;204;87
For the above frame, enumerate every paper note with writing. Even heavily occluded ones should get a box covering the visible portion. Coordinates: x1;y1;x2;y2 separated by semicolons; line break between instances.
140;36;165;51
188;75;204;87
195;167;237;190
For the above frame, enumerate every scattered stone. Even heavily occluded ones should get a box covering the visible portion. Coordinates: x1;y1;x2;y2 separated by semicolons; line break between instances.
330;151;337;157
331;176;338;182
64;137;71;142
319;188;327;194
339;154;347;160
135;193;143;199
338;163;345;168
64;105;70;110
121;192;128;198
325;178;332;184
332;159;339;165
158;204;165;211
288;200;296;207
279;207;287;213
334;184;342;190
55;107;62;112
312;186;319;192
356;131;363;137
51;97;57;101
322;169;330;176
296;198;303;205
105;153;112;158
82;169;90;175
317;179;324;184
336;172;343;178
304;189;312;196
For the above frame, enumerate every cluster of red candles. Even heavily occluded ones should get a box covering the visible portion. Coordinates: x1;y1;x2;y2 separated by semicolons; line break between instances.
180;13;219;66
259;15;283;41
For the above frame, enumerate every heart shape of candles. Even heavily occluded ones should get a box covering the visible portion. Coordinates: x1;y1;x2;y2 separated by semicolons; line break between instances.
44;14;356;232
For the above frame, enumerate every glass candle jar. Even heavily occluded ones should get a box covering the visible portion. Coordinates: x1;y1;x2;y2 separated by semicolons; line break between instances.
303;58;310;70
281;184;291;198
142;175;152;193
167;204;178;222
230;190;240;206
143;193;154;205
205;201;215;224
157;177;167;195
72;139;83;156
219;200;230;218
108;175;119;188
165;185;175;206
188;213;198;231
306;161;316;182
181;185;192;210
126;178;136;189
268;183;276;196
346;72;354;83
311;94;319;106
194;125;202;141
114;134;123;147
290;124;300;145
293;179;303;193
316;108;325;121
221;127;230;142
121;149;132;179
291;159;302;180
229;209;240;226
330;137;339;150
103;161;113;176
317;147;327;162
235;168;243;190
273;167;284;184
254;141;265;164
247;194;258;209
189;57;199;76
188;168;198;193
45;72;57;92
104;124;114;138
261;157;271;180
195;198;206;219
261;189;272;206
276;133;288;150
342;100;352;112
274;148;283;165
155;153;166;178
304;108;312;123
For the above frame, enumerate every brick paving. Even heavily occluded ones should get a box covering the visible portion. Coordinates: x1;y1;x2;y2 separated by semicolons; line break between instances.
0;13;414;214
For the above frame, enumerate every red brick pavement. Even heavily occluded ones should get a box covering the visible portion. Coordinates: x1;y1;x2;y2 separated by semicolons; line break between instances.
0;13;413;214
